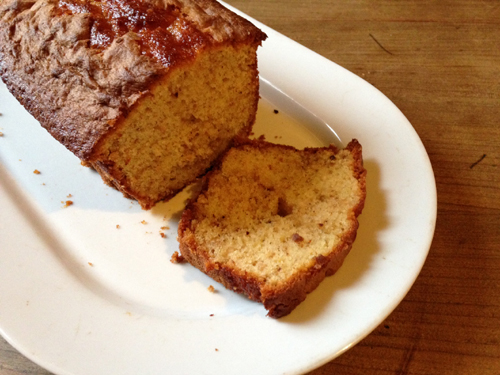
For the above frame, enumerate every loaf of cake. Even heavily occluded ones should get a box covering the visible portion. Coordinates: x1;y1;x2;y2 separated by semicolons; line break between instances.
0;0;266;209
178;138;367;318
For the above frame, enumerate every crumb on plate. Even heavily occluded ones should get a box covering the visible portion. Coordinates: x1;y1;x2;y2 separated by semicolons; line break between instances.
170;251;185;264
62;200;73;208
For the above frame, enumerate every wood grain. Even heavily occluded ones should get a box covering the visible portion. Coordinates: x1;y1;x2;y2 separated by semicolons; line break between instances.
1;1;499;374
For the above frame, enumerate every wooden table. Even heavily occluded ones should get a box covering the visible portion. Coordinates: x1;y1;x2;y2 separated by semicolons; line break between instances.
1;1;499;374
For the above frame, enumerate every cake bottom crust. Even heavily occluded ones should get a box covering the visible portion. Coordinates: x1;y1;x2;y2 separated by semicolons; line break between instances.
179;217;358;318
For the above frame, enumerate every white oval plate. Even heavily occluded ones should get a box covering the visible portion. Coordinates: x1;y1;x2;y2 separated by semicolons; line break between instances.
0;5;436;375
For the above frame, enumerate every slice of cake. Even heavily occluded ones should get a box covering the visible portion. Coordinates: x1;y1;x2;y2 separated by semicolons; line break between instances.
178;138;367;318
0;0;266;209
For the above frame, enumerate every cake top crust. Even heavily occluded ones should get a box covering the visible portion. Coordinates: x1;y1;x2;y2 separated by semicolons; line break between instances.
0;0;266;159
55;0;266;61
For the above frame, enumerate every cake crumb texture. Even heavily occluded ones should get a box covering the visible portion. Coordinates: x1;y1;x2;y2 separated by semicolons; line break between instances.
178;139;367;318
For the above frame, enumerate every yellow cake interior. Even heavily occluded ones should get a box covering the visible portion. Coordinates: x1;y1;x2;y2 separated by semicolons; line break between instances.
190;144;364;287
95;44;259;208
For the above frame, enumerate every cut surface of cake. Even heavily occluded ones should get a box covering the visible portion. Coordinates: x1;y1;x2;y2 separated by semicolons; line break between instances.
0;0;266;209
178;138;367;318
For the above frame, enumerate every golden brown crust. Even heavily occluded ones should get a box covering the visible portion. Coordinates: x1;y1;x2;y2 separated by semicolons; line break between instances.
0;0;156;159
178;139;367;318
0;0;266;161
178;210;266;301
166;0;267;43
262;223;358;318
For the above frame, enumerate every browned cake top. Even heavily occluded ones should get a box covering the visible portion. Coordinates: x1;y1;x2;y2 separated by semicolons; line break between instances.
55;0;265;66
56;0;211;62
0;0;266;159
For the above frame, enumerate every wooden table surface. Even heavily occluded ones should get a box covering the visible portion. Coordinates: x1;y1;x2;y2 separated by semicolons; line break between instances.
1;1;499;374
